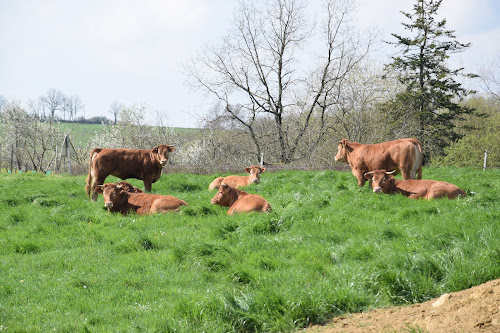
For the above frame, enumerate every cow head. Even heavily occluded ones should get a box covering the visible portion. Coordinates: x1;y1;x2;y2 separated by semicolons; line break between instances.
364;170;395;193
152;145;175;166
334;139;352;162
96;183;124;208
211;183;235;207
245;165;266;184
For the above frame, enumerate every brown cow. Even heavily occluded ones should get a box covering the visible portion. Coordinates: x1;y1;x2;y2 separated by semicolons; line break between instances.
208;165;266;191
335;138;423;187
96;183;187;215
85;145;175;201
210;184;271;215
364;170;466;199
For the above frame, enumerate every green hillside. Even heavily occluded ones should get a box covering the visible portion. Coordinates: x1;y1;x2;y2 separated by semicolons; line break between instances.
55;123;201;148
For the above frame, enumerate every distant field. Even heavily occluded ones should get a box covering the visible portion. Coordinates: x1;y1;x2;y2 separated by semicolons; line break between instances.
0;167;499;332
57;123;105;147
56;122;200;148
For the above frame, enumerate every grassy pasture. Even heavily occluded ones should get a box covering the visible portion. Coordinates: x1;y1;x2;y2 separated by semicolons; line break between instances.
0;168;499;332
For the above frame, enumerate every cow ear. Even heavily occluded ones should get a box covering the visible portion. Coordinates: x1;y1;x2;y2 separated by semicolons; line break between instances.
364;172;374;180
116;184;123;189
244;167;251;173
152;146;159;153
96;185;103;194
168;145;175;152
260;167;266;173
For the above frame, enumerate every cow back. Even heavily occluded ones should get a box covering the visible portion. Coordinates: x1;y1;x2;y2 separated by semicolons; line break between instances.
228;193;271;215
93;148;161;181
128;193;187;214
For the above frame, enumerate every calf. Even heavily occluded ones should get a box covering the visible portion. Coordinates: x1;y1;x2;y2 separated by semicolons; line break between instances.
335;138;423;187
208;165;266;190
85;145;175;201
364;170;466;200
210;184;271;215
96;183;187;215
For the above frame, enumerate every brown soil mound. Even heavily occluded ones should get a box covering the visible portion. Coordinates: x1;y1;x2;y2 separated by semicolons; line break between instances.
308;278;500;333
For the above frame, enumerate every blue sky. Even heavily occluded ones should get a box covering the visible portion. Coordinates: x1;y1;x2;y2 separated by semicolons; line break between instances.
1;0;499;128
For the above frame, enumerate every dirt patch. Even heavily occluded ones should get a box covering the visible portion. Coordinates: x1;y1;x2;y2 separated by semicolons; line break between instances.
307;278;500;333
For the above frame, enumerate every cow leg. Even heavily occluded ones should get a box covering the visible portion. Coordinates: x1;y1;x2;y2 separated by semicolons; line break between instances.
91;175;107;202
401;170;413;180
353;169;366;187
143;179;152;192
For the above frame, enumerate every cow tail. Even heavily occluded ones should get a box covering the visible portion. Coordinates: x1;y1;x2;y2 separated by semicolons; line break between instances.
85;148;102;198
415;140;423;179
411;139;423;179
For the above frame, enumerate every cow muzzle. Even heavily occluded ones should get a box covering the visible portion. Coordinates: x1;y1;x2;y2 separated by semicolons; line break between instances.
160;159;167;166
252;178;260;184
373;187;382;193
105;202;114;208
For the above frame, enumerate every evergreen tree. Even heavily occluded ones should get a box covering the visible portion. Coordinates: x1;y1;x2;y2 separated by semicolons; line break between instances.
386;0;477;159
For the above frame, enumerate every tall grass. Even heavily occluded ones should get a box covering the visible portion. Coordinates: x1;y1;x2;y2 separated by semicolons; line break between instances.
0;168;499;332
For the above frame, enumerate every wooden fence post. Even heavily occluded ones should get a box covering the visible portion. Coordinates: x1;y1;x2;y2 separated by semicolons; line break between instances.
61;135;77;175
483;150;488;171
10;144;14;172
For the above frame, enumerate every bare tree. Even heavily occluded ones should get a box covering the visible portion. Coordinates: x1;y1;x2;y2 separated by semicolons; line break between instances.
26;98;45;119
40;89;66;120
480;52;500;101
109;101;124;125
64;95;85;121
186;0;375;163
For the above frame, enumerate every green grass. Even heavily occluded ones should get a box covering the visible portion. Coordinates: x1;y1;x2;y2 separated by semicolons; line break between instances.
0;168;499;332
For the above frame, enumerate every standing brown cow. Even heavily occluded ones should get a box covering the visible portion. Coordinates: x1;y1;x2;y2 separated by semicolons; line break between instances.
85;145;175;201
96;183;187;215
210;184;271;215
208;165;266;190
364;169;466;199
335;138;423;187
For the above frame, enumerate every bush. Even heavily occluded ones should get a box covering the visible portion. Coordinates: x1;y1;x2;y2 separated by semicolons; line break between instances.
436;133;500;167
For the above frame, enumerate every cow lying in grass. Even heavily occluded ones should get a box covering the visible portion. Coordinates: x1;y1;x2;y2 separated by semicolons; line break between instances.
208;165;266;190
96;182;187;215
210;184;271;215
364;170;466;200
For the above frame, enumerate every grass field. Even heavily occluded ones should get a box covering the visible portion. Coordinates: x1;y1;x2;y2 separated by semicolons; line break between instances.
0;168;499;332
56;123;200;149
